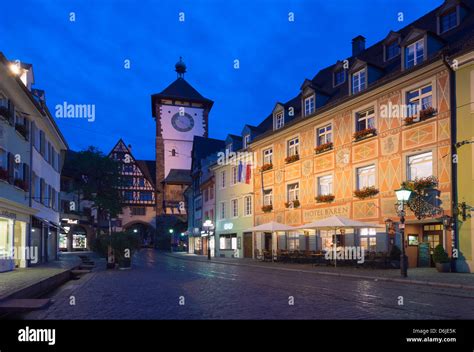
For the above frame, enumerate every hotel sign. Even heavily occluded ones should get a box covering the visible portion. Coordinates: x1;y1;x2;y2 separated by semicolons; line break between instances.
303;205;350;223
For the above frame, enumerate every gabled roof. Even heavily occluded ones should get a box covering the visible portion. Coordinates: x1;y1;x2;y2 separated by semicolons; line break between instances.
163;169;192;185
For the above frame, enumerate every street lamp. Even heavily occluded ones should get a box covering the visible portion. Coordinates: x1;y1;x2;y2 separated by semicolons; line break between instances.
203;219;214;260
169;229;174;252
395;186;412;278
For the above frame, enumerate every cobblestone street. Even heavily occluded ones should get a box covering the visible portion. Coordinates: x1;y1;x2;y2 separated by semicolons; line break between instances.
23;249;474;320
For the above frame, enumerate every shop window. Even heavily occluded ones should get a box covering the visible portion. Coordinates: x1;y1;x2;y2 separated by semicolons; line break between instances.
219;234;237;250
359;228;377;252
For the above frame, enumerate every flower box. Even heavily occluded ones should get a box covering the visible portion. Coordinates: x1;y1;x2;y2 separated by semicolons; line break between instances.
261;205;273;213
354;186;379;199
285;154;300;164
419;107;437;120
260;163;273;172
0;168;8;181
14;178;28;191
285;199;300;208
315;142;333;154
414;176;438;192
316;194;335;203
15;123;27;138
404;107;437;126
353;128;377;141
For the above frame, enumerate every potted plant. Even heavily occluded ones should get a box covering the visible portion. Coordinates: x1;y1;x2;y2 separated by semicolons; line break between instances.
433;244;450;273
111;231;141;270
261;205;273;213
353;128;377;141
285;154;300;164
316;194;335;203
354;186;379;199
315;142;333;154
285;199;300;208
0;167;8;181
260;163;273;172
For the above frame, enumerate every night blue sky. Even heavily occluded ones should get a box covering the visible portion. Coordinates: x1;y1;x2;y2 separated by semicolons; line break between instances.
1;0;442;160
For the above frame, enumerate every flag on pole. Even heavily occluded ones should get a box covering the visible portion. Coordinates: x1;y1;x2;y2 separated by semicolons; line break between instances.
238;161;243;182
245;164;252;184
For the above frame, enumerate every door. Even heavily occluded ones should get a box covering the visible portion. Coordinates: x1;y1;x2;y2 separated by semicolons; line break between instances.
264;233;272;251
243;232;253;258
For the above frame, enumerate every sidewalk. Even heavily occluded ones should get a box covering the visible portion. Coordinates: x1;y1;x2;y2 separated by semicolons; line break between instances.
165;252;474;291
0;253;84;301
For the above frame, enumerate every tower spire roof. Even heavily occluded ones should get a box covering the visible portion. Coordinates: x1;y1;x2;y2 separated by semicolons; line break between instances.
175;56;186;78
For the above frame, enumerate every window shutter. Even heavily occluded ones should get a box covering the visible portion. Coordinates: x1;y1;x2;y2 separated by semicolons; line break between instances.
7;152;14;183
24;119;30;141
7;100;14;125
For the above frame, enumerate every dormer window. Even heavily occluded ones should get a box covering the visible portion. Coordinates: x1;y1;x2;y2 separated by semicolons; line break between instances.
352;69;366;94
243;134;250;149
275;111;284;130
226;143;233;154
334;69;346;86
304;95;315;116
440;8;458;33
405;39;424;69
386;41;400;61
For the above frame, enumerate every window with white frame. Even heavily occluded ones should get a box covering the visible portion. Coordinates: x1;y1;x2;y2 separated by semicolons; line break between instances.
275;111;284;130
360;228;377;252
352;69;366;94
231;199;238;218
287;182;300;202
318;175;333;196
220;170;226;189
287;137;299;157
405;39;424;69
357;165;376;189
244;196;252;216
356;108;375;131
263;148;273;165
231;166;237;185
317;124;332;146
219;234;237;250
219;201;226;219
304;95;315;116
440;8;458;33
408;152;433;180
263;189;273;206
407;85;433;117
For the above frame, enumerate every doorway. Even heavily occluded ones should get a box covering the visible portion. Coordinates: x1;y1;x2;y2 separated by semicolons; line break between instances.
243;232;253;258
264;233;272;251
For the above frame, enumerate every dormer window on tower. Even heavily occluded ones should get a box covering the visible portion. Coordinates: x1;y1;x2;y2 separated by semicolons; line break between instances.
405;39;424;69
304;95;315;116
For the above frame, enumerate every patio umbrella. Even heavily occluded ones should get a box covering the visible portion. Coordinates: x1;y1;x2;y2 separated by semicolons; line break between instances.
297;216;384;267
245;222;297;261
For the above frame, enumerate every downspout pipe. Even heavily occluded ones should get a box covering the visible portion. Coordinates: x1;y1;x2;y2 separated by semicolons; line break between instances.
442;54;458;273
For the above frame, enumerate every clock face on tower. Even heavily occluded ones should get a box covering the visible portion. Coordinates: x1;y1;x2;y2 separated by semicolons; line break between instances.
171;112;195;132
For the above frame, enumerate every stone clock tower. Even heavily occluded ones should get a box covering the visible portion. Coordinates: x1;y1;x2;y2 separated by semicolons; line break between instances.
151;58;214;239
